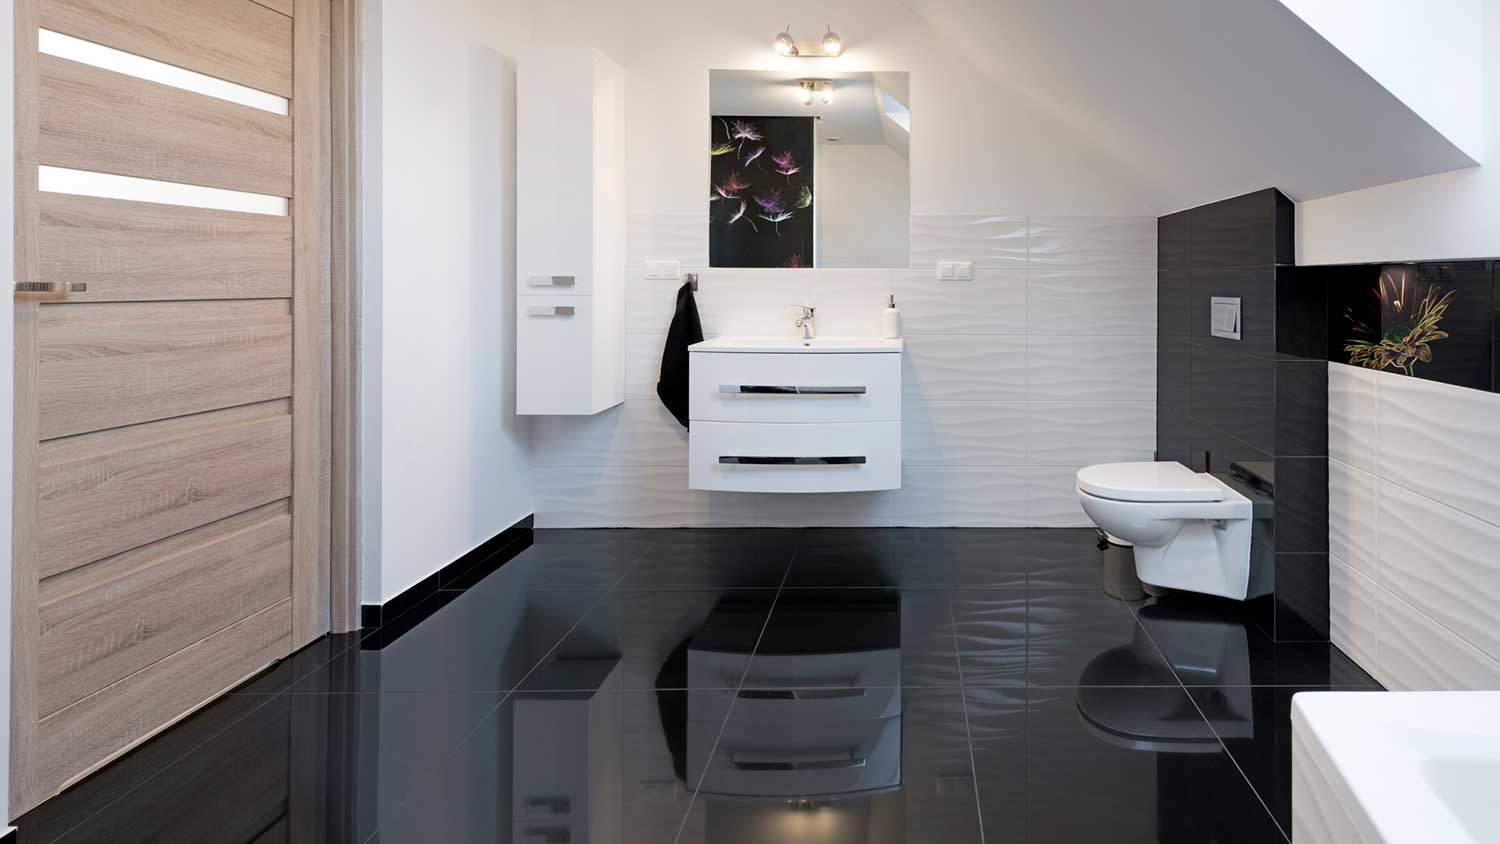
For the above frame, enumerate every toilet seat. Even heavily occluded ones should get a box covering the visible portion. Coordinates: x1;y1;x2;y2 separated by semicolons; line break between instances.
1077;461;1224;503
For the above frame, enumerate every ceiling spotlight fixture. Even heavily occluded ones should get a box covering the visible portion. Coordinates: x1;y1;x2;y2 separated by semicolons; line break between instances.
772;26;846;58
774;27;798;57
797;79;833;106
821;26;843;56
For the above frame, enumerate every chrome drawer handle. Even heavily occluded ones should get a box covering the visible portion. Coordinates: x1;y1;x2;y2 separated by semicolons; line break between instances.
729;756;867;771
529;275;575;287
528;305;575;317
718;455;866;465
524;796;572;815
739;688;868;700
718;385;865;395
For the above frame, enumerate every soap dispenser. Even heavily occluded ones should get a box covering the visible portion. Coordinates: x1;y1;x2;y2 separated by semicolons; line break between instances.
881;294;901;339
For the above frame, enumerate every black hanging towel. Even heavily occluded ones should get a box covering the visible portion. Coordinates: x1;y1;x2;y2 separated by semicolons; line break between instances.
657;280;703;429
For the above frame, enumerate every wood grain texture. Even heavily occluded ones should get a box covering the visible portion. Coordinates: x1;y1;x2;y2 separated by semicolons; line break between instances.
33;599;291;803
291;0;331;646
251;0;294;17
39;54;293;196
38;299;293;438
11;0;46;818
36;502;290;716
38;192;292;302
329;0;360;632
36;400;293;578
40;0;293;96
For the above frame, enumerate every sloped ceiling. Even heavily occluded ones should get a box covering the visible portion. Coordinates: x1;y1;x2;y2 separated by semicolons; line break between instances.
899;0;1479;212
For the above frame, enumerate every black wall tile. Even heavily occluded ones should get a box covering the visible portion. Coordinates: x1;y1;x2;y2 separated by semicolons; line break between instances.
1159;271;1193;337
1189;342;1275;455
1157;403;1191;464
1159;210;1192;275
1275;360;1328;457
1158;337;1191;408
1273;457;1328;553
1493;261;1499;392
1186;419;1273;475
1273;553;1330;641
1274;189;1295;266
1192;189;1282;271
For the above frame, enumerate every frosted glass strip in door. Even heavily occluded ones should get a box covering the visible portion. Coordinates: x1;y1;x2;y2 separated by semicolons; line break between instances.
39;30;289;114
39;166;289;216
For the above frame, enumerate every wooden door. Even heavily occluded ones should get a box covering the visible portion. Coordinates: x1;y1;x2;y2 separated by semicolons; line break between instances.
10;0;330;817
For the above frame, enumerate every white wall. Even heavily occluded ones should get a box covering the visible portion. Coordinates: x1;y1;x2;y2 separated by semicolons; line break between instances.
518;0;1158;528
1328;364;1500;690
1297;0;1500;263
360;0;534;603
817;144;909;269
1277;0;1484;161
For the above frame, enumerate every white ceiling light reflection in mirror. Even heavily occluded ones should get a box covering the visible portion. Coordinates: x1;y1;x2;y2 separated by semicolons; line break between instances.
39;30;288;114
39;167;289;216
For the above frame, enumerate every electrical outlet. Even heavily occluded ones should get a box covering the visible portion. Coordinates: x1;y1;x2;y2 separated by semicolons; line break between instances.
644;259;680;280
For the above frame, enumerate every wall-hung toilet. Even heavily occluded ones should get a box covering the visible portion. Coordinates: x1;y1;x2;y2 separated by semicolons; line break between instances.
1075;462;1252;600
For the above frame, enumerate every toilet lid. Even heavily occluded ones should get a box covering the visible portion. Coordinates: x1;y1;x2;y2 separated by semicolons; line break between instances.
1077;462;1225;503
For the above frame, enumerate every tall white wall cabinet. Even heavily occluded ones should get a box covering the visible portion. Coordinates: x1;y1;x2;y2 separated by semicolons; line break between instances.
517;48;626;415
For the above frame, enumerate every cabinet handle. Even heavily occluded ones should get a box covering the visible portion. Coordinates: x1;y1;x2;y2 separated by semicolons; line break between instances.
729;756;867;771
520;827;571;844
739;687;867;700
528;305;576;317
718;455;866;465
523;796;572;815
528;275;575;288
718;385;865;395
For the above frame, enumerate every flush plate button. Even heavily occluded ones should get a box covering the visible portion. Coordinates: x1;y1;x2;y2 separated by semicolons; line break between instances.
1210;296;1241;340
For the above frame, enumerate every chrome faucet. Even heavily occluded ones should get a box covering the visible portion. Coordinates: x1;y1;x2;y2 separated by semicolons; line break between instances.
794;304;817;339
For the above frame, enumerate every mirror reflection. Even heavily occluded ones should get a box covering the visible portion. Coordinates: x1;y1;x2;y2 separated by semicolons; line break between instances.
709;70;910;269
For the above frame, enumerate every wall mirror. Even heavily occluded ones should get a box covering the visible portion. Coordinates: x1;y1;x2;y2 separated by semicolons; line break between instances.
708;70;910;269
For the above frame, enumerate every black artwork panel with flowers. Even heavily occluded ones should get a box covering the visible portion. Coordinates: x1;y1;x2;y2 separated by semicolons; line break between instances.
709;115;815;268
1323;261;1495;392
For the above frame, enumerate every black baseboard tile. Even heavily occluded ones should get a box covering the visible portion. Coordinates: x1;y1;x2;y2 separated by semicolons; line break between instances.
359;513;533;634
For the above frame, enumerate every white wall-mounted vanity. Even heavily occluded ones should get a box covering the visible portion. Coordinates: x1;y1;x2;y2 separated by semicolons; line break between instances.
687;337;903;493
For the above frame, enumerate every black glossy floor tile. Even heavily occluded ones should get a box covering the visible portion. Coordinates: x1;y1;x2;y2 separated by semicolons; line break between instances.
619;528;796;589
968;685;1288;843
951;588;1169;687
18;528;1371;844
1132;596;1381;688
1185;685;1374;835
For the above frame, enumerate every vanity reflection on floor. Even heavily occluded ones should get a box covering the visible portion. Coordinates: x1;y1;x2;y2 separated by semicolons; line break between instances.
17;529;1378;843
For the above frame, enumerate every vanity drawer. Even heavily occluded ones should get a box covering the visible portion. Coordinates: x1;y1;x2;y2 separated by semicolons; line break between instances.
689;421;900;492
689;352;901;423
689;715;902;798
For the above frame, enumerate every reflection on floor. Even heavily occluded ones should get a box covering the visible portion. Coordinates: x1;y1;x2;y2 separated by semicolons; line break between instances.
16;528;1381;843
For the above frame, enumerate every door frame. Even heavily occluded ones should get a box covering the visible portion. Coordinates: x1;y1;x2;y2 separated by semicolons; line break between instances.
6;0;363;817
329;0;361;636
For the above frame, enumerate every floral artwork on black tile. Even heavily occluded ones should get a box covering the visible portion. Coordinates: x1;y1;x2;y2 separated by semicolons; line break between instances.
709;115;814;268
1328;262;1495;391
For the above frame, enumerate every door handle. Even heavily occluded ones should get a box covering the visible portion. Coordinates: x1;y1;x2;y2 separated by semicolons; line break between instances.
15;281;87;295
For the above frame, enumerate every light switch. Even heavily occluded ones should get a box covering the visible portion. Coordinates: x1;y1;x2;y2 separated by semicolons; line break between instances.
937;261;971;280
1210;296;1241;340
645;259;680;280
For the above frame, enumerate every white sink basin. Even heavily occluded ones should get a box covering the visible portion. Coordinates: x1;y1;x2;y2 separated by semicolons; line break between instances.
690;336;904;354
1293;691;1500;844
